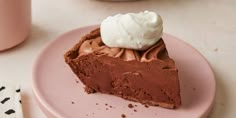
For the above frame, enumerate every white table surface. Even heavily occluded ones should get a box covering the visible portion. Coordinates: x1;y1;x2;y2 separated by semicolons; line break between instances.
0;0;236;117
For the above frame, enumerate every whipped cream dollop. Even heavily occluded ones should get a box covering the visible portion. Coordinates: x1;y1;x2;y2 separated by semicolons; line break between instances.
100;11;163;51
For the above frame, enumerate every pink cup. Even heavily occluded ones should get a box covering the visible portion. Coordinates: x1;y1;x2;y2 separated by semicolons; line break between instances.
0;0;31;51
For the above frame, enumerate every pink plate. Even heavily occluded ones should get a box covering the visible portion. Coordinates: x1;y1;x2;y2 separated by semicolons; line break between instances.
32;25;215;118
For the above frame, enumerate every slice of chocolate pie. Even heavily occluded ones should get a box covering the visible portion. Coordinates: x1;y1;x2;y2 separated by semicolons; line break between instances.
64;11;181;109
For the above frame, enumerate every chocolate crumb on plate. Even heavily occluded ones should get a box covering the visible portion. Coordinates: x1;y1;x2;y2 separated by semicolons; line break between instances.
144;104;149;108
71;101;74;104
128;104;134;108
76;80;79;83
96;103;99;105
134;109;137;112
121;114;126;118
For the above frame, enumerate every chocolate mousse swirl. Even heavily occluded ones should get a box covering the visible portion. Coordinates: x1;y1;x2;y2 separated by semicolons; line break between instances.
78;28;173;65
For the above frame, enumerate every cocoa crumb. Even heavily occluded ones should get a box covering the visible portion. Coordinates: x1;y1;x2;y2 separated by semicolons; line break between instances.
105;103;108;106
144;104;149;108
134;109;137;112
128;104;134;108
96;103;99;105
106;108;108;110
109;106;112;108
71;101;74;104
76;80;79;83
121;114;126;118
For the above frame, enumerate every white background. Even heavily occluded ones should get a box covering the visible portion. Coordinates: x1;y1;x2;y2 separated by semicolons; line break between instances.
0;0;236;117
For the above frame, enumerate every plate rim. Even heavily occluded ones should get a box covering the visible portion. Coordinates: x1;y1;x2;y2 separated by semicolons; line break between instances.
32;25;216;118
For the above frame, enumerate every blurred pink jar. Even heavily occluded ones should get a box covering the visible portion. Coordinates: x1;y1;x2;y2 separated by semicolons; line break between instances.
0;0;31;51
